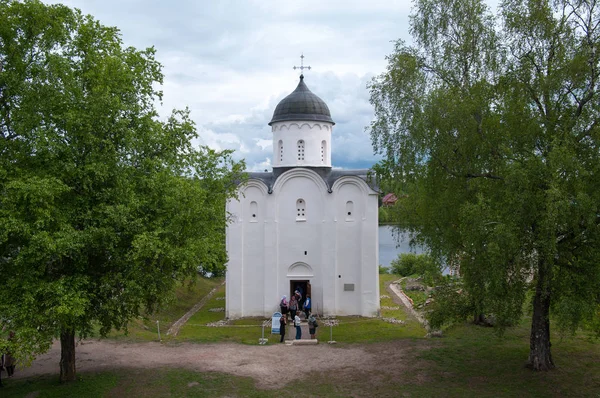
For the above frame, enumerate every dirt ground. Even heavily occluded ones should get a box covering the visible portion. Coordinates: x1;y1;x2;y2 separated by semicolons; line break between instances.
13;281;430;390
14;338;429;389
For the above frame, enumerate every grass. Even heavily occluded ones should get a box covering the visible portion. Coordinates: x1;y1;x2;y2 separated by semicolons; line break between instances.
5;324;599;397
414;320;600;397
1;369;265;398
177;284;268;344
9;275;598;396
175;273;427;345
322;272;427;343
108;277;223;341
399;277;429;308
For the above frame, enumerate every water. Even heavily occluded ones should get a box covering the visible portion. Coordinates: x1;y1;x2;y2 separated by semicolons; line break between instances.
378;225;424;267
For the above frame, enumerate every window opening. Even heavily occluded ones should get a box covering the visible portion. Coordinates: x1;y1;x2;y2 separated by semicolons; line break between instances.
297;140;305;161
345;201;354;221
296;198;306;220
278;140;284;163
250;201;258;222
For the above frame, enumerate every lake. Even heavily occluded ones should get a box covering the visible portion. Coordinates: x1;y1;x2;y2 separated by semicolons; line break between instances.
378;225;424;267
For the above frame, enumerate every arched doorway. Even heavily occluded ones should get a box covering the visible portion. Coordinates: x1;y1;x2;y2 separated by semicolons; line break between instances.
287;262;313;316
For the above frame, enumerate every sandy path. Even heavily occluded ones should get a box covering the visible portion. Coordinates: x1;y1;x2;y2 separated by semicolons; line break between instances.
13;338;423;389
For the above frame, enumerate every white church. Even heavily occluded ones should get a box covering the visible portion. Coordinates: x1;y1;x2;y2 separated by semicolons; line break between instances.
225;74;380;318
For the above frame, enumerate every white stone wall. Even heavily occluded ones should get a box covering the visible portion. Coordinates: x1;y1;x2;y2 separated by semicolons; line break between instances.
271;121;332;168
226;169;379;319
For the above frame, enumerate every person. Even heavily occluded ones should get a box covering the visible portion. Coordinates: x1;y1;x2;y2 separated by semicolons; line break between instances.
308;313;319;339
3;351;14;378
289;294;298;321
294;313;302;340
279;314;287;343
303;294;311;319
294;288;303;312
280;295;289;318
0;352;4;387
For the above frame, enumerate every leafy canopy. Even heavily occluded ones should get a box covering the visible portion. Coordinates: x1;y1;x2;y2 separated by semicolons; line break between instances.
0;0;244;364
369;0;600;360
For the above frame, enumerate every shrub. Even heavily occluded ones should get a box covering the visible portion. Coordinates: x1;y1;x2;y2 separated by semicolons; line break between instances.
390;253;442;285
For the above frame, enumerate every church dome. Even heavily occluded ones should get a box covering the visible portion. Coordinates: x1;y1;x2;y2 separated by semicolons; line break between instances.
269;75;335;125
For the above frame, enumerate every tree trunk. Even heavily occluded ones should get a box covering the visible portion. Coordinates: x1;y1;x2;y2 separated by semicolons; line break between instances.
59;328;77;382
527;260;555;371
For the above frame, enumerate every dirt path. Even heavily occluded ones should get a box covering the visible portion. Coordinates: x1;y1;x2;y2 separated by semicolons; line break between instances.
14;338;427;389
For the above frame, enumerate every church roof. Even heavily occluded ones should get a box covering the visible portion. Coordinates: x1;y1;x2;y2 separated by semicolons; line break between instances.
246;167;378;194
269;75;335;125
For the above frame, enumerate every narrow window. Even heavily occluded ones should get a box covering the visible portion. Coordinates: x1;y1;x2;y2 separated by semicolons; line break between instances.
346;201;354;221
297;140;305;161
278;140;284;163
250;201;258;222
296;198;306;220
321;140;326;164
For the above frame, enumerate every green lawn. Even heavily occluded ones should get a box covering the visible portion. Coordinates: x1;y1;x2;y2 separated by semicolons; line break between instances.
107;277;224;341
177;286;268;344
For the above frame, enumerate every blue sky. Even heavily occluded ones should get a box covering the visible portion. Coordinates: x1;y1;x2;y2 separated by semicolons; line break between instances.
45;0;498;171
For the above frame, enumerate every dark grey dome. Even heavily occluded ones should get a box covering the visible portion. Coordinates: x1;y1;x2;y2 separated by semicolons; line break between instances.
269;75;335;125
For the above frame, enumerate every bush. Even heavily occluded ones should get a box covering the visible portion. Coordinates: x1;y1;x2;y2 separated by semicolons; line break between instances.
379;206;391;223
390;253;442;285
426;280;474;329
379;265;390;274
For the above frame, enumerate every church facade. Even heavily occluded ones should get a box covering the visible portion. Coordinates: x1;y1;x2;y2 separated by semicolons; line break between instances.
225;75;380;318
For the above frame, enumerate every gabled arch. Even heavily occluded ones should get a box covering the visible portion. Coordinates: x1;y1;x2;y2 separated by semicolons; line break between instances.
240;179;269;196
272;168;329;195
331;176;377;196
287;262;314;277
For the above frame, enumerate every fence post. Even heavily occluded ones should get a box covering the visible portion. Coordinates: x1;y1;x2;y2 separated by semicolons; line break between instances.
259;320;268;344
156;320;161;342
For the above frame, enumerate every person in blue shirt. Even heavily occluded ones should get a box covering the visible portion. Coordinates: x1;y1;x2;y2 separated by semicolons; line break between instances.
303;294;311;319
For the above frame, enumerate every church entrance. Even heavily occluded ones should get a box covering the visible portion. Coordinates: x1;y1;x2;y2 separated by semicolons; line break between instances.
290;280;310;317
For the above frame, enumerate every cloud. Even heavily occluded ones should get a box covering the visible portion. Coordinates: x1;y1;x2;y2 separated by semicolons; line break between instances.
46;0;415;170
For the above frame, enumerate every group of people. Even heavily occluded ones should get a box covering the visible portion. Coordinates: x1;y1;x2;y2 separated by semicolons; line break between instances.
279;289;318;342
0;332;17;388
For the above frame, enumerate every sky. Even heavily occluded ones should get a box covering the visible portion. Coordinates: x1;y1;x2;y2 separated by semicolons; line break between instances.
44;0;497;171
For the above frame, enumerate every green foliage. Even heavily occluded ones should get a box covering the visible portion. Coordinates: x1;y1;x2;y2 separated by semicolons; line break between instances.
0;0;244;373
378;206;394;224
426;281;475;330
369;0;600;367
378;265;389;274
390;253;441;286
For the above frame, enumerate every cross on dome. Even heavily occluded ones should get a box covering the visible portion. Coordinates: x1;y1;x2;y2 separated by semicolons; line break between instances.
293;53;311;76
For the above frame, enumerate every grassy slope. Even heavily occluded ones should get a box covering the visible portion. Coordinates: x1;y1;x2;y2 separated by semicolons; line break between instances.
108;277;223;341
177;284;269;344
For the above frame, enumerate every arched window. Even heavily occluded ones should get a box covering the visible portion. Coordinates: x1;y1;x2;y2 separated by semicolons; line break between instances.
250;201;258;222
278;140;284;164
296;198;306;220
346;201;354;221
297;140;305;161
321;140;326;164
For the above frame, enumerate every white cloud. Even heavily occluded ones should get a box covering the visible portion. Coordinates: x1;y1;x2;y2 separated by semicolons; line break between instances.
46;0;421;170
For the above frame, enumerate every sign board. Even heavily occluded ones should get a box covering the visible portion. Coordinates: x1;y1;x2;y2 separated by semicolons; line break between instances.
271;312;282;334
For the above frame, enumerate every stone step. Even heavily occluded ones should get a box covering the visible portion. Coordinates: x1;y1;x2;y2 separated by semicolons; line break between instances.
292;339;318;345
